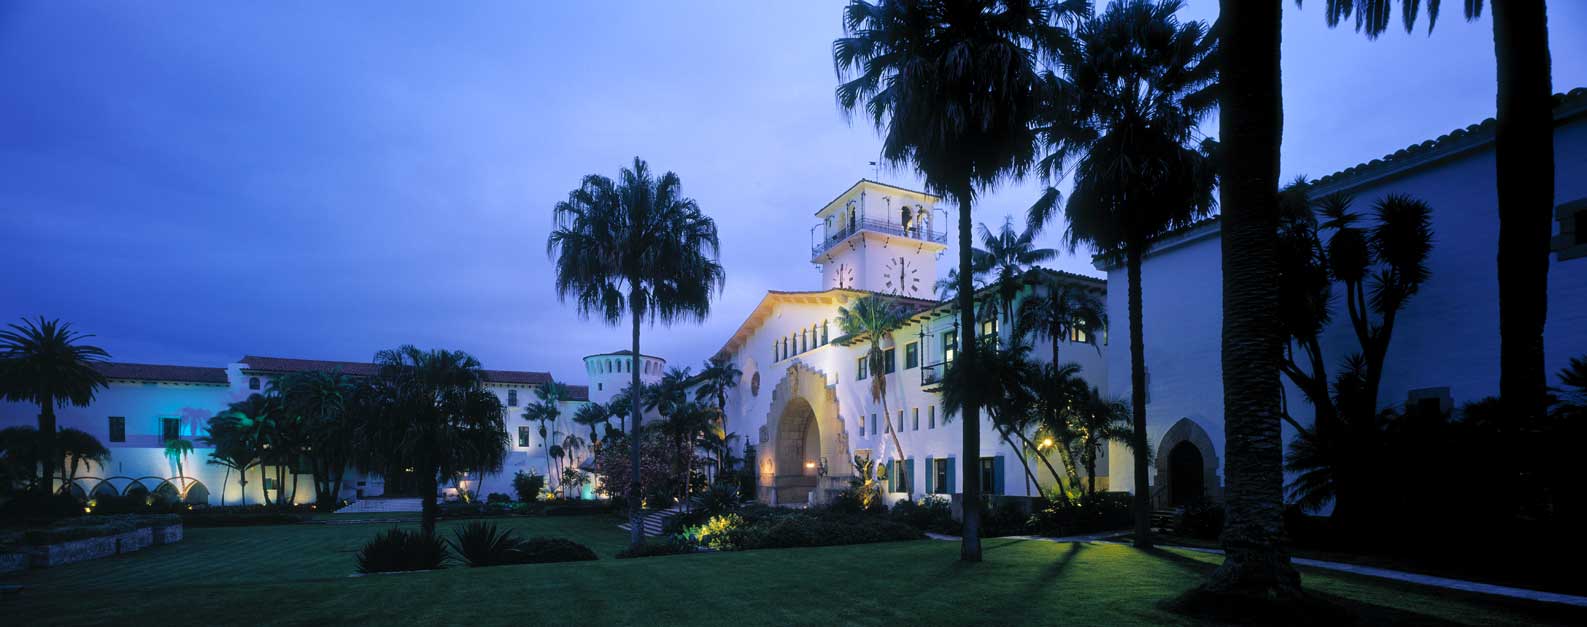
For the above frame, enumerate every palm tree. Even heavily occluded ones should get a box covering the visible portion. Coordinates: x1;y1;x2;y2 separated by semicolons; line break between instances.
548;157;725;550
1312;0;1555;430
1199;0;1301;600
834;0;1080;561
1064;383;1133;496
275;369;360;506
837;295;911;465
524;380;568;490
363;346;509;536
57;427;110;493
1016;273;1105;369
209;393;279;505
0;426;42;492
163;437;195;500
694;357;741;478
1027;0;1216;549
972;216;1056;326
571;402;613;446
941;342;1055;501
0;316;110;495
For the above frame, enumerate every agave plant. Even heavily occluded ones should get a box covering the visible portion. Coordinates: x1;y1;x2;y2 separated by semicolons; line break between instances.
448;521;525;568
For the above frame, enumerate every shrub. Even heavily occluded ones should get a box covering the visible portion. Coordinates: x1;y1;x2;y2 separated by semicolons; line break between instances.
697;481;742;516
980;497;1032;537
513;537;598;564
690;513;746;551
889;496;957;534
448;522;523;567
1028;492;1133;537
486;492;512;504
356;528;448;574
512;471;544;503
616;534;700;559
1;492;86;522
1180;502;1225;540
750;514;922;549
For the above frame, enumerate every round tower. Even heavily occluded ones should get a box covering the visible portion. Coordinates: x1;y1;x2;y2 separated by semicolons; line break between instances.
582;350;666;406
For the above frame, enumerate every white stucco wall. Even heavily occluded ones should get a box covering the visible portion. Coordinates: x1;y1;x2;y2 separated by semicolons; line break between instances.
1103;112;1587;503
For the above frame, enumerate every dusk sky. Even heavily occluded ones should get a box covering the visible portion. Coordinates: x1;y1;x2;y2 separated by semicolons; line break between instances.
4;1;1585;382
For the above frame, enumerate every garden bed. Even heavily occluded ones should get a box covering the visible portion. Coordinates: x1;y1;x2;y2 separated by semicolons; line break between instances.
2;514;184;571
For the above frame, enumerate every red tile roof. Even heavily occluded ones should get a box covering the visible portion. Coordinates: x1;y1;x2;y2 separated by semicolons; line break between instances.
238;355;553;386
95;362;229;385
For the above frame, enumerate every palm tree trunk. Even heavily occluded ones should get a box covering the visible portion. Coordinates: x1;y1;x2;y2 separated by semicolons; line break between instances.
258;463;272;506
956;184;982;561
998;431;1041;499
1492;0;1553;425
220;465;231;507
419;464;439;537
37;405;57;495
1012;429;1069;504
1201;0;1301;599
627;291;644;550
1125;245;1152;549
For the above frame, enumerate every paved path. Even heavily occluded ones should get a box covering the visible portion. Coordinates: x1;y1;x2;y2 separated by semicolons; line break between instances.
924;532;1587;608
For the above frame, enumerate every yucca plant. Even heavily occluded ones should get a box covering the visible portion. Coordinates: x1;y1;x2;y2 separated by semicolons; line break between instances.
448;521;525;568
355;528;448;574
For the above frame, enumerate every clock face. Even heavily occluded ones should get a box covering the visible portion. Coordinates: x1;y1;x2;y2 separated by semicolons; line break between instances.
832;263;855;289
882;256;920;296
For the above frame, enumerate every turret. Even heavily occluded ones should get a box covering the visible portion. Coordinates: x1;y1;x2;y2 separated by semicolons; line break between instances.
581;350;666;406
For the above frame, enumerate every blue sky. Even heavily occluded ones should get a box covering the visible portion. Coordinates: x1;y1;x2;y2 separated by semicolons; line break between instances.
3;1;1584;381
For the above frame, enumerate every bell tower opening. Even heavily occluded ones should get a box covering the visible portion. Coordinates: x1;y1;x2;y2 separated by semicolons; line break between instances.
809;180;947;296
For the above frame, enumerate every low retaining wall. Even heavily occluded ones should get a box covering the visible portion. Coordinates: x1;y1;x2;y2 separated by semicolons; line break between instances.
152;524;183;545
28;536;117;568
116;527;153;554
0;552;27;575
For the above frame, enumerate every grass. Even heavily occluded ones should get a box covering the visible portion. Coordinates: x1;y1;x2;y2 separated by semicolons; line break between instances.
4;514;1583;626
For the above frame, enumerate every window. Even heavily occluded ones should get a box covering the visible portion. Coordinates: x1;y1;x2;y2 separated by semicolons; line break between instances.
518;426;531;447
248;377;260;390
597;382;603;391
979;457;1002;495
928;406;936;429
896;410;903;433
912;408;919;431
801;329;808;353
942;331;957;363
858;415;865;437
979;319;999;344
932;458;950;494
1553;199;1587;260
508;389;518;406
108;417;125;443
161;418;180;442
856;356;869;380
891;459;914;494
883;348;896;374
821;321;830;345
870;413;877;436
905;342;919;369
1071;323;1089;344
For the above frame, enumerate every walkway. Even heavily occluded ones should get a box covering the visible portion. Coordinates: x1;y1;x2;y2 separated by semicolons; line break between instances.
924;532;1587;608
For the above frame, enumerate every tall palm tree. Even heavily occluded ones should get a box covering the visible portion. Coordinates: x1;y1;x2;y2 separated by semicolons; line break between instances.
572;402;613;446
548;158;724;550
275;369;359;506
524;380;568;490
694;357;741;474
1311;0;1555;437
202;418;255;507
57;427;110;493
942;342;1057;501
1028;0;1216;549
363;346;509;536
1015;273;1105;368
0;316;110;495
210;393;282;506
163;437;195;499
835;0;1080;561
1063;383;1132;496
1201;0;1301;600
972;216;1057;326
837;295;911;465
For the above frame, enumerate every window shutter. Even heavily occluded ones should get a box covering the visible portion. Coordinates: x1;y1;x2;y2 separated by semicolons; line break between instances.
905;458;914;496
993;456;1005;496
925;456;934;494
946;457;956;493
888;461;898;493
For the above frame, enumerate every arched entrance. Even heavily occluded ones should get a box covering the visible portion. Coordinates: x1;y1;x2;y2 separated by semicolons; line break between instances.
1167;441;1205;507
1153;417;1221;509
760;362;849;505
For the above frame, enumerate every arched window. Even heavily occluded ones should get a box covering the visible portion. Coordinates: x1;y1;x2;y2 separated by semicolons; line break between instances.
822;321;830;345
800;329;808;353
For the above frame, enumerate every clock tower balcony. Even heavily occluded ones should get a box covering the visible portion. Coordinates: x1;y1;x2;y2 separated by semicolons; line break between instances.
809;216;947;261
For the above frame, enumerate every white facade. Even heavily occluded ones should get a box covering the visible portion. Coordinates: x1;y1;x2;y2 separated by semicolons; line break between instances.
0;357;593;505
1100;94;1587;508
715;180;1110;506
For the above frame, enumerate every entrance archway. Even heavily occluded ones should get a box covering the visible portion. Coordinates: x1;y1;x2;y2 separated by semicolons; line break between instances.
1167;441;1204;507
760;362;849;505
1153;417;1221;508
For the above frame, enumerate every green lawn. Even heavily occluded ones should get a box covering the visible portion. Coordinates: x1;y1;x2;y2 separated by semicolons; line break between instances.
4;515;1582;626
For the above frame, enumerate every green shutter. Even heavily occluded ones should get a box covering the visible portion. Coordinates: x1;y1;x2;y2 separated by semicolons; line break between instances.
925;456;934;494
993;456;1005;496
905;458;915;495
946;457;956;493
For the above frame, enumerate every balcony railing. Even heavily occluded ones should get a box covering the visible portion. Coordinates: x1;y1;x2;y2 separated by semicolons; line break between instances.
921;361;948;389
812;217;947;258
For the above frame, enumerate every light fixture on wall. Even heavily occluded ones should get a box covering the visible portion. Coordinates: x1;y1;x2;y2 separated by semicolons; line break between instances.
804;460;816;470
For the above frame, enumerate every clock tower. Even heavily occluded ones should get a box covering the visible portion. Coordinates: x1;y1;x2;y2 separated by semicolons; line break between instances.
809;180;946;298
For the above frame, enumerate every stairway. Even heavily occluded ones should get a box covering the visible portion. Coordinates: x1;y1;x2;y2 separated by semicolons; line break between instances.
616;498;703;537
1151;507;1184;534
334;497;423;514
